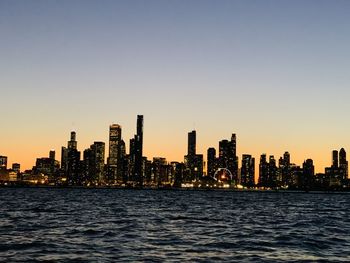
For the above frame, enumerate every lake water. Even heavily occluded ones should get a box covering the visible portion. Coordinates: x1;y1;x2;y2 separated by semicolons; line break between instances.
0;188;349;262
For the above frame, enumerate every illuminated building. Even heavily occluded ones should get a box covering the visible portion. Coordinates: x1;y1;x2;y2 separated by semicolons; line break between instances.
82;148;92;184
34;157;59;177
332;150;339;168
184;130;203;182
258;154;268;187
68;131;77;150
49;150;55;160
188;130;196;156
218;134;238;183
279;152;291;186
66;131;81;185
0;156;7;171
339;148;348;179
143;158;152;184
241;154;255;187
61;146;68;172
326;148;348;188
107;124;123;184
207;147;217;178
173;162;185;187
134;115;143;186
268;155;277;187
91;142;105;184
152;157;168;185
12;163;20;173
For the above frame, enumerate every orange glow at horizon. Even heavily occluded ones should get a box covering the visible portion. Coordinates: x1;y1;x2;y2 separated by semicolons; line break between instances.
2;125;342;185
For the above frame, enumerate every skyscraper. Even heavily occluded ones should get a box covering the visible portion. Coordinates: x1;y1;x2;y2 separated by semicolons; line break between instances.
68;131;77;150
279;151;291;187
188;130;196;156
134;115;143;186
66;131;81;185
301;159;314;189
91;142;105;184
217;134;238;183
339;148;348;181
61;146;68;172
0;156;8;170
231;134;237;157
207;147;217;177
241;154;255;187
283;151;290;166
268;155;277;187
12;163;20;173
107;124;122;183
219;139;229;168
49;150;55;160
258;154;268;187
332;150;339;168
184;130;203;182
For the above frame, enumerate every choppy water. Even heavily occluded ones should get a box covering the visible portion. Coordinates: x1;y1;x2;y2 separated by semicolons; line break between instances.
0;188;349;262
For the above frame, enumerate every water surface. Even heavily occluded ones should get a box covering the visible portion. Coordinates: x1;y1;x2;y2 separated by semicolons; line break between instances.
0;188;349;262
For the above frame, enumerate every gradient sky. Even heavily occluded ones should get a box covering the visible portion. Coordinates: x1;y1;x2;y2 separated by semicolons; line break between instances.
1;0;350;176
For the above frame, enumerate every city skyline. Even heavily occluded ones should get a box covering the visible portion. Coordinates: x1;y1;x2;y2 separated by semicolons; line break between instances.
1;116;350;176
1;114;349;187
1;1;350;173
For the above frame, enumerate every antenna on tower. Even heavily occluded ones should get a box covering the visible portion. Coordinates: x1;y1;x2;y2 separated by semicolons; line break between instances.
71;122;76;132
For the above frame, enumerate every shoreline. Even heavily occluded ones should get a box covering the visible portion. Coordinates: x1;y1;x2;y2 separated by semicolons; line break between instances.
0;184;350;194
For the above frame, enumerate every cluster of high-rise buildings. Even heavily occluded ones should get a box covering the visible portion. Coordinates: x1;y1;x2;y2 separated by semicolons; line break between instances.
0;115;349;190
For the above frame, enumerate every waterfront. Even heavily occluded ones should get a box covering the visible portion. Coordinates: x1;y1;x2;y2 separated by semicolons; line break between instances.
0;188;349;262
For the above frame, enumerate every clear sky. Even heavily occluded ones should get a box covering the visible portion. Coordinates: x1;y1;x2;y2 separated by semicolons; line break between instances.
1;0;350;176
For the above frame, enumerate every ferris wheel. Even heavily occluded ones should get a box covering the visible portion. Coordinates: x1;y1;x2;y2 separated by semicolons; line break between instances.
213;168;233;182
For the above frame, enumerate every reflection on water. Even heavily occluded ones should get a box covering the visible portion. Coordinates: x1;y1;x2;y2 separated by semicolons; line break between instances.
0;188;349;262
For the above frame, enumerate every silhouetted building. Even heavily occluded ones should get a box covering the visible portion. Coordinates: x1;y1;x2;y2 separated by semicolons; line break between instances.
143;158;152;184
300;159;315;189
82;148;93;185
152;157;169;186
49;150;55;160
258;154;278;188
34;157;59;177
184;130;203;182
217;134;238;183
81;142;105;185
290;165;303;188
12;163;20;173
258;154;268;187
172;162;185;187
68;131;77;150
268;155;278;187
127;138;135;183
91;142;105;184
0;156;8;171
119;139;126;182
188;130;196;156
219;140;230;168
126;116;144;186
66;131;81;185
207;147;217;177
241;154;255;187
279;152;291;186
339;148;348;179
134;115;143;186
332;150;338;168
107;124;123;184
325;148;348;188
61;146;68;172
33;150;60;183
